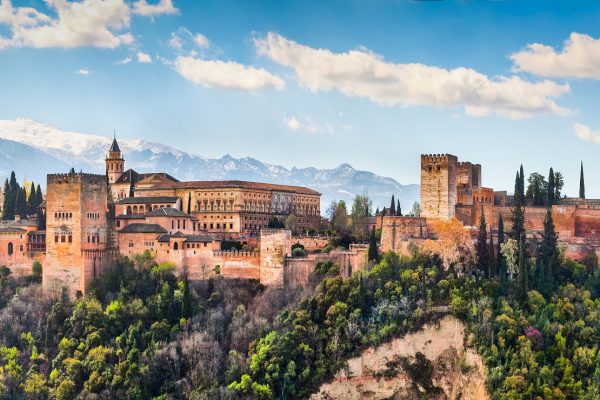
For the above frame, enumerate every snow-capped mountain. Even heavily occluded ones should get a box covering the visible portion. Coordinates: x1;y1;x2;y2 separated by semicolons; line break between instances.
0;118;419;211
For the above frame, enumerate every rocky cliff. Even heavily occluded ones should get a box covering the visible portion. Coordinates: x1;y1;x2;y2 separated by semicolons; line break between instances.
312;316;488;400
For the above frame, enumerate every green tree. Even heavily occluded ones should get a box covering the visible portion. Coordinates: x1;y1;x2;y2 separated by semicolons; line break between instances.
389;195;396;216
517;236;528;303
554;170;564;200
539;208;558;295
580;161;585;199
181;274;192;319
396;199;402;216
511;174;526;255
368;227;379;263
27;182;36;215
476;205;489;276
497;213;506;284
547;167;555;206
526;172;547;206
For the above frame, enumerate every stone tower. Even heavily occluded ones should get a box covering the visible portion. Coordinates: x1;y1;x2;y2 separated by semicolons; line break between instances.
43;172;113;296
106;137;124;184
259;229;291;286
420;154;458;220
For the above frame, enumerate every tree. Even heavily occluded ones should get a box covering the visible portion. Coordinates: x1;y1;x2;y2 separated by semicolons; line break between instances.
476;205;489;276
350;192;371;236
497;213;505;282
409;202;421;217
554;171;564;200
511;174;526;254
538;208;558;295
488;227;496;278
2;179;10;220
27;182;36;215
332;201;349;233
396;199;402;216
389;195;396;216
517;236;528;303
367;227;379;263
547;167;555;206
181;275;192;319
519;164;525;199
580;162;585;199
526;172;548;206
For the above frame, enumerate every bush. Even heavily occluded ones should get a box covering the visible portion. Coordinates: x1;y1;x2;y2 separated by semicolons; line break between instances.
32;261;42;278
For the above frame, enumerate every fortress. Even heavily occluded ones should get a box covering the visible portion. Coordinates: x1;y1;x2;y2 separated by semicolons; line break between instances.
0;138;371;296
382;154;600;260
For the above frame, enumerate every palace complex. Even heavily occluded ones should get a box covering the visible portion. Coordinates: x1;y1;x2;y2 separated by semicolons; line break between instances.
0;138;352;297
381;154;600;260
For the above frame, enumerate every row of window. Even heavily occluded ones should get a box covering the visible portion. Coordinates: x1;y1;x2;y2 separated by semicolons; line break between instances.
86;212;100;219
54;212;72;219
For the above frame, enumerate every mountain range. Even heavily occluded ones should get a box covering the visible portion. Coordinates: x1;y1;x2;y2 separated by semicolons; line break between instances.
0;118;419;212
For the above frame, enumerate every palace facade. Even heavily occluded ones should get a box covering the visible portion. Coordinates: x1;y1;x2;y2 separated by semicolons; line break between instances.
0;138;336;296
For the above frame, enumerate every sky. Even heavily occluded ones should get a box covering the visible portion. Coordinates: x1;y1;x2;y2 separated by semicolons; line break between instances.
1;0;600;197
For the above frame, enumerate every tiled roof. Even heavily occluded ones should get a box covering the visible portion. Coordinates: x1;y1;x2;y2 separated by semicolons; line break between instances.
119;223;167;233
114;169;179;185
0;227;26;233
116;196;179;205
145;207;190;217
109;138;121;152
139;179;320;196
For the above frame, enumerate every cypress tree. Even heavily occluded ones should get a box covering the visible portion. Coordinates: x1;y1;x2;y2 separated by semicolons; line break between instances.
397;199;402;216
15;187;26;219
519;165;525;199
547;167;555;206
35;184;43;208
367;227;379;262
476;205;489;276
2;179;9;220
580;162;585;199
382;207;387;217
375;206;380;215
390;195;396;216
511;173;526;252
365;204;369;217
497;213;507;290
488;227;496;278
540;208;558;294
518;236;528;303
27;182;36;215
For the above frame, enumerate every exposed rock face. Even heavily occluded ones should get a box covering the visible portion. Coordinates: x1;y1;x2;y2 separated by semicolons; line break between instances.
312;316;488;400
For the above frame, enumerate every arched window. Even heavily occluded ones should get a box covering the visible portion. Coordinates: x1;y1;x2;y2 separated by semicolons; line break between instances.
174;242;179;250
126;206;132;215
7;242;13;256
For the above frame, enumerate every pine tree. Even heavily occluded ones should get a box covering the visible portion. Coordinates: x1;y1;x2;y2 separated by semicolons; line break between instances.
476;205;489;276
580;162;585;199
390;195;396;216
396;199;402;216
367;227;379;262
547;167;555;206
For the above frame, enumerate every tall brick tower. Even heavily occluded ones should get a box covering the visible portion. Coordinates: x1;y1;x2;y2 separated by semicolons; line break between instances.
106;136;124;184
43;172;113;296
420;154;458;220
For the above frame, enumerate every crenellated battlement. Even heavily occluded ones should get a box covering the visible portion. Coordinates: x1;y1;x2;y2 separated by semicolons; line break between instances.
421;154;457;164
47;173;106;185
213;250;259;258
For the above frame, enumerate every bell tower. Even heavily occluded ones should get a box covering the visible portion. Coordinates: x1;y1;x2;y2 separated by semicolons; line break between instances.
105;132;124;184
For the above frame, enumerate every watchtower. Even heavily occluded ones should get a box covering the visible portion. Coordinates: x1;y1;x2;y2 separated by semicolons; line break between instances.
420;154;458;220
106;136;124;184
43;172;113;296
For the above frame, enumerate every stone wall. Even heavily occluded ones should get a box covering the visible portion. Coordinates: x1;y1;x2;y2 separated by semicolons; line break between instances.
291;236;330;252
259;229;292;286
380;216;428;253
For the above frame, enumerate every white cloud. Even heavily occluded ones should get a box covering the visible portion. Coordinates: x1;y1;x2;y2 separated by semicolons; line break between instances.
114;56;133;65
194;33;209;49
137;51;152;63
284;116;300;130
283;115;335;135
511;33;600;79
174;56;285;92
76;68;90;76
255;32;571;119
169;28;210;52
0;0;134;50
574;123;600;144
131;0;178;17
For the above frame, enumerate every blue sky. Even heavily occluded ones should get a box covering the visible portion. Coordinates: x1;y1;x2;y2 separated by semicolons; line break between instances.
1;0;600;197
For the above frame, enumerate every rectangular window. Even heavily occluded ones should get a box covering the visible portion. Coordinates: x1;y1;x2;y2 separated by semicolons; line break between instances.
203;223;207;229
210;223;214;229
116;221;121;227
204;242;207;247
61;235;65;243
230;223;233;229
68;235;72;243
55;235;58;243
